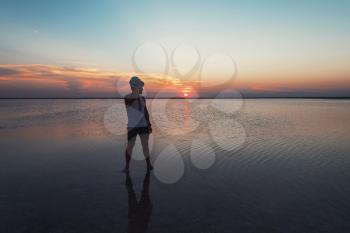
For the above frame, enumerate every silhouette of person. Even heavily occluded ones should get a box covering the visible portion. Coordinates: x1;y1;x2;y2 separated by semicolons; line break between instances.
125;171;152;233
123;76;153;172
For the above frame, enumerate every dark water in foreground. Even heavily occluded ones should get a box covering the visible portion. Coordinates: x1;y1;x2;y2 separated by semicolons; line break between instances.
1;99;350;233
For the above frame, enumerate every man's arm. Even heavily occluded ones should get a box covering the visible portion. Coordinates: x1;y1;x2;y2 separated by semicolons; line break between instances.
124;95;134;106
143;97;152;127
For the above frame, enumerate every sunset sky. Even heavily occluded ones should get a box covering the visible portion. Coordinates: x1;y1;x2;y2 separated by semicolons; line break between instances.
1;0;350;97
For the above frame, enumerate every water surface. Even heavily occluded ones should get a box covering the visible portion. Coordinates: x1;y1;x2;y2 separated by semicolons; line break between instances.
1;99;350;233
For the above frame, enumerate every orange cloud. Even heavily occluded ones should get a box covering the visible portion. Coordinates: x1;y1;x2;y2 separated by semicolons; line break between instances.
0;64;349;98
0;64;188;98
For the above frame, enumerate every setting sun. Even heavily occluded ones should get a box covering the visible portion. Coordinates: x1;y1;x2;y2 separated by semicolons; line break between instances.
181;86;193;98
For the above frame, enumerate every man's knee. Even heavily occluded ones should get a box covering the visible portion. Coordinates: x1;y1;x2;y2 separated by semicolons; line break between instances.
127;139;136;150
140;134;149;144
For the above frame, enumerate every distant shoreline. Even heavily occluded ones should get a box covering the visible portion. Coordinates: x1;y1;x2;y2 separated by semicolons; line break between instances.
1;97;350;100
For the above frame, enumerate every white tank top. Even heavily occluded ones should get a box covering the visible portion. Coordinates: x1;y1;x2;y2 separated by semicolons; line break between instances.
125;96;148;128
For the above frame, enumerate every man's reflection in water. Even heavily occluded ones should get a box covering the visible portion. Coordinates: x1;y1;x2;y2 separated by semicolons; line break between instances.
125;171;152;233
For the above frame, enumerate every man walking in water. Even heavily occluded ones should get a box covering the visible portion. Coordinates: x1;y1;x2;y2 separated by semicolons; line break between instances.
123;76;153;172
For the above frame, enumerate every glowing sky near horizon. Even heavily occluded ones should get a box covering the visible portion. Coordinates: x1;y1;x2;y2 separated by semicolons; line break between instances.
0;0;350;97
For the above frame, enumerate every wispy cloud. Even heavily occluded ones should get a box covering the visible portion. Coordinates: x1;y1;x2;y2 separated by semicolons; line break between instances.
0;67;19;76
0;64;185;98
0;64;349;98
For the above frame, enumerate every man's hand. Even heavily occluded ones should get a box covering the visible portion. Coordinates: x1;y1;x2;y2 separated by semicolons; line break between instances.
148;125;153;134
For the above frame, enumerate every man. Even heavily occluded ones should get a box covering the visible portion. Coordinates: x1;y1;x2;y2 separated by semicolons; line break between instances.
123;76;153;172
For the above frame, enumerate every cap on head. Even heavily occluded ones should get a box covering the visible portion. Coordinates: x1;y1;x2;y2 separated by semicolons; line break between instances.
129;76;144;89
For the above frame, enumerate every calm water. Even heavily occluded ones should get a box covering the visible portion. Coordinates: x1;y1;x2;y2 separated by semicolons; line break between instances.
1;99;350;233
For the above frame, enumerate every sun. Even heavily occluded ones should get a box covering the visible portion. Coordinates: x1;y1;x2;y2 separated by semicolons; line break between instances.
181;86;193;98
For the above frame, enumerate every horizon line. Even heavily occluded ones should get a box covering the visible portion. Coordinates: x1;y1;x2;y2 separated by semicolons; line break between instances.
1;97;350;100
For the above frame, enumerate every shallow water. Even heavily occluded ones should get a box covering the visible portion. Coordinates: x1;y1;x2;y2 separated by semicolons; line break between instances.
1;99;350;233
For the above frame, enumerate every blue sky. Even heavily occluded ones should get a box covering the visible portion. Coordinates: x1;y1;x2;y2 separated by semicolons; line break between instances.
0;0;349;97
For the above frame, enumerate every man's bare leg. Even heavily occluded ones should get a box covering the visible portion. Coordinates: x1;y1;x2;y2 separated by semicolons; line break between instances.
123;136;136;172
140;133;153;170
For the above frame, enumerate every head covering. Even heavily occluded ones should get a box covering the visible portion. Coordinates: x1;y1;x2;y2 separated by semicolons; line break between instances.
129;76;144;89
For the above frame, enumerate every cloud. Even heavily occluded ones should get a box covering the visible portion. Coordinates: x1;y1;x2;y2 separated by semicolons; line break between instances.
0;64;183;98
0;64;349;98
0;67;19;76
